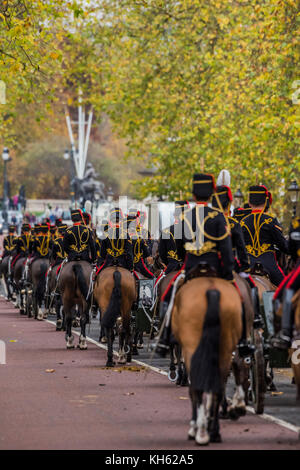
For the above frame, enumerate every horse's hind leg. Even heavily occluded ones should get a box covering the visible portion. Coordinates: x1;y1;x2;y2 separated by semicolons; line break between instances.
105;327;115;367
78;307;88;350
188;388;198;440
65;306;75;349
208;393;222;443
195;391;210;446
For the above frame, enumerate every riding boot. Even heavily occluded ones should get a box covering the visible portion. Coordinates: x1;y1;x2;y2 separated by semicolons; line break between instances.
251;286;264;329
156;301;170;357
271;288;294;350
238;304;255;357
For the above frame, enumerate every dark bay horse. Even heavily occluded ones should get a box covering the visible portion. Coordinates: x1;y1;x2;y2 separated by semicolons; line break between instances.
0;255;14;300
93;266;136;367
172;277;242;445
58;261;92;349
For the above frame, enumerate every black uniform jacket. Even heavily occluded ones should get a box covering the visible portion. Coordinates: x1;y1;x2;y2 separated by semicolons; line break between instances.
228;216;250;272
51;237;67;265
100;225;133;270
240;210;288;258
3;235;17;256
159;223;184;267
31;234;51;258
178;204;234;281
63;222;96;262
16;234;31;256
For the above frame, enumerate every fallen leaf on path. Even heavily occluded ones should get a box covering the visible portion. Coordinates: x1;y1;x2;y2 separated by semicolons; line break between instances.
271;391;283;396
45;369;55;373
124;392;135;396
98;384;106;386
9;340;17;342
179;396;188;400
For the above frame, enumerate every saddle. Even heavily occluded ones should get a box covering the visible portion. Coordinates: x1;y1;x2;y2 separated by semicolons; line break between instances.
186;262;218;282
250;262;270;279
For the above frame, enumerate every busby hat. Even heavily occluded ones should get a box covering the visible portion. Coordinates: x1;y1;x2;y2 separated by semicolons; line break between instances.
100;219;109;232
211;186;233;210
192;173;216;199
71;209;83;223
39;224;49;234
127;208;138;219
55;218;63;227
248;185;268;206
9;225;16;233
21;223;31;233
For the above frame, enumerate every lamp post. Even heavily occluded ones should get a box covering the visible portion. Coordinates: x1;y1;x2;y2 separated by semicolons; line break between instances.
288;180;299;218
2;147;11;230
233;188;244;209
63;148;76;206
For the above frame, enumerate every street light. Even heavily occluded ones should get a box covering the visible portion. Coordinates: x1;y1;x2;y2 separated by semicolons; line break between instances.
233;188;244;208
2;147;10;230
63;149;70;160
288;180;299;217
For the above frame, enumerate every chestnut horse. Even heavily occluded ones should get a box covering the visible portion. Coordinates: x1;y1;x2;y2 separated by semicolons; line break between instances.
171;277;242;445
58;261;92;349
93;266;136;367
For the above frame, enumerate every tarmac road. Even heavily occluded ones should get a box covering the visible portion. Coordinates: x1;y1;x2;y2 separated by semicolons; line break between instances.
0;299;299;450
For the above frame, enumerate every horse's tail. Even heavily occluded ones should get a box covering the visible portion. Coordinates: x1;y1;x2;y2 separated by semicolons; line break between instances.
101;270;122;329
72;264;88;299
36;262;48;303
190;289;222;394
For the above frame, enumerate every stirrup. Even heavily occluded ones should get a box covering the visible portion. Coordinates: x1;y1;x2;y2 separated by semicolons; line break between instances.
253;314;264;329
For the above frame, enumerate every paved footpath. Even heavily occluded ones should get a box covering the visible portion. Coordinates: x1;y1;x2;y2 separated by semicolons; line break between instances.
0;298;300;450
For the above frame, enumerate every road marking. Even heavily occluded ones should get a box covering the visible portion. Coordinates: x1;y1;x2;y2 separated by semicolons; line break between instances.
45;318;299;436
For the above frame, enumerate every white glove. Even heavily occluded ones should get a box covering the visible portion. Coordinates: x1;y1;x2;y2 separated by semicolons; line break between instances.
239;272;249;279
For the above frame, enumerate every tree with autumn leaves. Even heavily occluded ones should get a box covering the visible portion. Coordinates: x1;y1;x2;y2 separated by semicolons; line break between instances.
0;0;299;219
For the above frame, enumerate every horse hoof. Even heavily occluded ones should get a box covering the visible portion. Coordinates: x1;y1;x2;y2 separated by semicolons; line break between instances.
188;421;196;440
100;337;107;344
67;344;75;349
106;361;115;367
228;408;239;421
235;407;246;417
132;347;139;356
19;309;25;315
37;313;43;321
195;431;210;446
126;355;132;363
210;433;222;443
137;343;143;349
43;314;48;320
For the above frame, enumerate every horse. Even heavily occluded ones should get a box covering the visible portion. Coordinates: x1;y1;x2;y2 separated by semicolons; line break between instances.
93;266;136;367
58;261;92;349
28;257;50;320
171;276;242;445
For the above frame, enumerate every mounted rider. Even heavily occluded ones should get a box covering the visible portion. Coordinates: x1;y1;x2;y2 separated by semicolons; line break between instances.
3;225;18;258
158;200;188;275
98;208;133;272
272;217;300;349
127;211;154;279
30;224;51;260
240;185;288;286
50;224;68;267
157;173;252;357
63;209;96;263
211;185;263;329
16;223;31;257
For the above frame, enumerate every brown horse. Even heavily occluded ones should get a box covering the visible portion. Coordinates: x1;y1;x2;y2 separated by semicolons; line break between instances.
172;277;242;445
93;266;136;367
58;261;92;349
46;264;64;330
0;255;14;300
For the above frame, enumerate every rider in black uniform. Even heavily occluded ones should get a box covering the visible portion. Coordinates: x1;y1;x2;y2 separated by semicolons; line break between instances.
63;209;96;263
